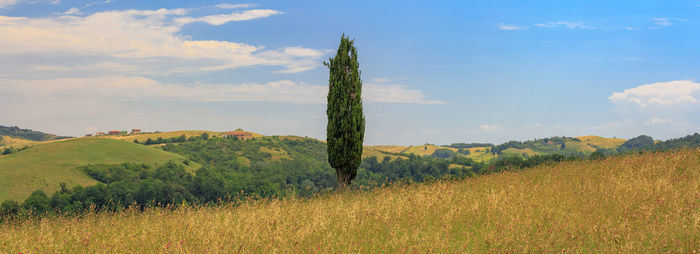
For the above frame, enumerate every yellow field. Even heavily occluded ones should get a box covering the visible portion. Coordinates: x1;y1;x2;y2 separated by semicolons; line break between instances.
259;147;292;161
367;145;409;154
461;147;496;162
576;135;626;150
402;144;457;157
0;135;41;148
2;149;697;252
361;148;406;161
501;147;540;157
565;140;598;154
107;130;226;143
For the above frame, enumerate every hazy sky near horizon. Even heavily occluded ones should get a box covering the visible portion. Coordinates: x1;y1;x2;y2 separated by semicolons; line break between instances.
1;0;699;145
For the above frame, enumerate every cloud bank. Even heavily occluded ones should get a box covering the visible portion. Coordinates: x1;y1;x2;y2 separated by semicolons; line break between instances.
0;7;326;75
609;80;699;107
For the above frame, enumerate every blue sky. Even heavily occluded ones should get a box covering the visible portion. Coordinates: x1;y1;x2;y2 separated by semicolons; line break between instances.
0;0;698;145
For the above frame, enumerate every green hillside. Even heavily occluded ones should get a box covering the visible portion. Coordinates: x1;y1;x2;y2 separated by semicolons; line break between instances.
0;138;199;202
0;125;70;142
2;148;697;252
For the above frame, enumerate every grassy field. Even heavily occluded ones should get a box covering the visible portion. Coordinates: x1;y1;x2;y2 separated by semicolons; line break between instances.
0;138;200;202
577;135;627;150
501;147;540;157
367;145;409;154
1;149;697;252
108;130;229;143
0;135;42;148
402;144;456;156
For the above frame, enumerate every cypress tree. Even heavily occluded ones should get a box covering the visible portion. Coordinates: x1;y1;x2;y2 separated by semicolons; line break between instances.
325;35;365;188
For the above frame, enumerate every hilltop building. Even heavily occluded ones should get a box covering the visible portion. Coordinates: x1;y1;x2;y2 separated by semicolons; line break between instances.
132;129;142;134
108;130;121;135
223;131;253;140
95;132;105;136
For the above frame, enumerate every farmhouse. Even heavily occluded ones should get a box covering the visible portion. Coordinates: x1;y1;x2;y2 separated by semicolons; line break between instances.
108;130;121;135
223;131;253;140
132;129;142;134
95;132;105;136
85;134;93;137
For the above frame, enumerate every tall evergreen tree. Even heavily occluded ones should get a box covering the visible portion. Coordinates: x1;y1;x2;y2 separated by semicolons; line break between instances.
325;35;365;187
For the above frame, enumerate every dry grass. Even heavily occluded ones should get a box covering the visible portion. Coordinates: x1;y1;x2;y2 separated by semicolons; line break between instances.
0;135;41;148
367;145;410;154
402;144;457;157
577;135;627;150
108;130;227;143
1;149;698;252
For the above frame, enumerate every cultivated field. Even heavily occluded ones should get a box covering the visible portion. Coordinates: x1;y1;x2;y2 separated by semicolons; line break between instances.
1;149;697;252
576;135;627;150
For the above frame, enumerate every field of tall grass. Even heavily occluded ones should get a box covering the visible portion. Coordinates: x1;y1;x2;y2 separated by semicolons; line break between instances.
1;149;698;252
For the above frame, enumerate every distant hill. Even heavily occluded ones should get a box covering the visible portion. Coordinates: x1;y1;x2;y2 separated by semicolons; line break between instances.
0;125;70;142
0;138;199;202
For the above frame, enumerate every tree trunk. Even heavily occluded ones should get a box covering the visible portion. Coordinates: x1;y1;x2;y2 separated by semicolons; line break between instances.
335;168;352;189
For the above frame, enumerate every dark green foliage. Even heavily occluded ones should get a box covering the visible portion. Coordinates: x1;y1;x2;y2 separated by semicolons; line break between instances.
432;148;457;159
0;200;20;217
0;125;70;141
653;133;700;151
163;136;337;197
23;190;50;213
491;136;584;157
1;146;28;155
357;155;475;186
480;154;578;174
617;135;654;153
325;35;365;187
589;150;606;160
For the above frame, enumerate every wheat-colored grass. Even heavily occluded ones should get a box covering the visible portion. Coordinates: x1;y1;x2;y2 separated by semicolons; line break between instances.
577;135;627;150
1;149;698;252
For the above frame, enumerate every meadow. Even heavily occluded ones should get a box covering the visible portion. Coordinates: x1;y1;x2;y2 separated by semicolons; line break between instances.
0;138;198;202
1;149;697;252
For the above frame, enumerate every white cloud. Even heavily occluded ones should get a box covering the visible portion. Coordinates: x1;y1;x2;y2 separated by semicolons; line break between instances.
0;76;444;104
364;83;446;104
0;0;20;9
215;3;256;9
498;24;522;30
625;26;641;31
609;80;700;107
651;17;686;28
652;17;671;27
174;9;281;25
535;21;591;29
645;117;672;125
63;7;82;15
0;7;325;76
480;124;504;132
369;77;391;83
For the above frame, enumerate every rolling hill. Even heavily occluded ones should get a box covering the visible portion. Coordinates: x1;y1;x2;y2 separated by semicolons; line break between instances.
0;125;70;142
107;130;263;143
0;138;199;202
2;148;697;252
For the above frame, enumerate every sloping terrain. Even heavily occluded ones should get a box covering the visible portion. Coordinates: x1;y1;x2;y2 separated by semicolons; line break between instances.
2;149;697;252
576;135;626;150
0;125;69;142
0;138;199;202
